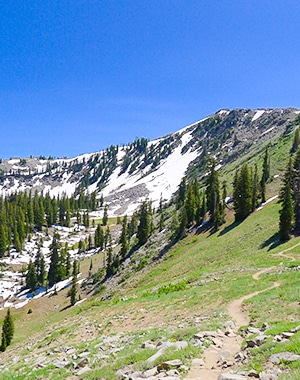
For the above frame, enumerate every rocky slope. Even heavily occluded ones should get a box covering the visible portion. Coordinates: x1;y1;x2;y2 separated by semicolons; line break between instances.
0;108;298;215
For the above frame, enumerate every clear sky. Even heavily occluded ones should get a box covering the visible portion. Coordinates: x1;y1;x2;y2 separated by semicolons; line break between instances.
1;0;300;158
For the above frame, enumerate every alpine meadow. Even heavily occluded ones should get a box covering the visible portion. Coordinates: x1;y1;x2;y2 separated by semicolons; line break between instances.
0;108;299;380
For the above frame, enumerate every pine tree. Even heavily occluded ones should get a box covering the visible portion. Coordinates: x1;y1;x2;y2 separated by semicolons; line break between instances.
48;234;62;287
279;181;293;241
34;247;46;287
1;309;14;351
206;159;221;222
177;207;188;239
260;147;270;203
159;210;165;231
26;260;37;291
137;201;151;246
185;185;195;226
233;164;253;221
251;164;259;211
293;149;300;234
0;225;7;257
291;128;300;153
176;177;187;209
119;215;128;258
102;205;108;226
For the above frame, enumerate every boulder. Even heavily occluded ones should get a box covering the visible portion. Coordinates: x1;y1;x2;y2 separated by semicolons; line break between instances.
269;351;300;364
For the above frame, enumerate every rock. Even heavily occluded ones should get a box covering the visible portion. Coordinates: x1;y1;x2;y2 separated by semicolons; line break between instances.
174;341;188;350
78;351;90;358
77;365;91;376
54;360;69;369
194;331;217;339
269;352;300;364
212;337;224;348
247;327;261;335
246;335;266;348
234;352;245;361
147;341;187;363
261;322;270;331
76;357;89;368
225;327;236;337
166;369;180;376
141;342;156;350
218;373;247;380
143;367;157;377
291;324;300;333
281;332;294;339
157;359;182;371
259;368;282;380
248;369;259;377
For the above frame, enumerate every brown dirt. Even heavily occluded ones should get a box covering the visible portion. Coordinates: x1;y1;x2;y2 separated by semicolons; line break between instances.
185;266;282;380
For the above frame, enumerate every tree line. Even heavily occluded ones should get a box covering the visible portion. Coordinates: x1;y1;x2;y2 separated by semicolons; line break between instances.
0;190;100;257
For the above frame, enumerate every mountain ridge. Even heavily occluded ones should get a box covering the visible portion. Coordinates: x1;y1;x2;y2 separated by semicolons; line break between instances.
0;107;298;216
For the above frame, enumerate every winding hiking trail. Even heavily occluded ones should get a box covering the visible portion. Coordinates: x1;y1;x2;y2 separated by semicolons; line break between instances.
185;268;282;379
185;241;300;379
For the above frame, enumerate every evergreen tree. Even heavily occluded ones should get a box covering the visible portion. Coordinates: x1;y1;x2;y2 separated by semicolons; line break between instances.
0;225;7;257
260;147;270;203
251;164;259;211
185;185;196;226
137;201;151;246
94;224;104;250
65;250;71;278
177;207;188;239
1;309;14;351
293;149;300;234
127;212;138;238
279;180;293;241
102;205;108;226
176;177;187;209
34;247;46;287
233;164;253;221
48;234;62;287
26;260;37;291
159;210;165;231
291;128;300;153
206;159;219;219
119;215;128;258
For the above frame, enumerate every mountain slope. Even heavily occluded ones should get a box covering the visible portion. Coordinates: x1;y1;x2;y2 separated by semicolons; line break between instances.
0;108;298;216
0;107;299;379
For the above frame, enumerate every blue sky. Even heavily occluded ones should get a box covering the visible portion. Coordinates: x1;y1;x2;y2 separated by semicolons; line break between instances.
1;0;300;158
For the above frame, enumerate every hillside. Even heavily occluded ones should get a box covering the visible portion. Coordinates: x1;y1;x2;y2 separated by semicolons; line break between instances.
0;108;298;380
0;108;298;214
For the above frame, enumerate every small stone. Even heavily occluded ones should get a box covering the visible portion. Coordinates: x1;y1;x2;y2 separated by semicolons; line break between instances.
141;342;156;350
248;369;259;378
143;367;157;377
77;366;91;376
281;332;294;339
54;360;69;369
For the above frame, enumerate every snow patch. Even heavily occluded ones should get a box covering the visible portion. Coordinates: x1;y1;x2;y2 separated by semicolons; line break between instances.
252;110;265;122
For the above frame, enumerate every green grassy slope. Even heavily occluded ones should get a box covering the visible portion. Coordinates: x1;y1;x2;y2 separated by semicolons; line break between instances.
0;128;299;379
0;197;298;379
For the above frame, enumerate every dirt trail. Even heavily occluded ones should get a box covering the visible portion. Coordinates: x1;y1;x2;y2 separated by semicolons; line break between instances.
185;267;281;380
272;241;300;262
